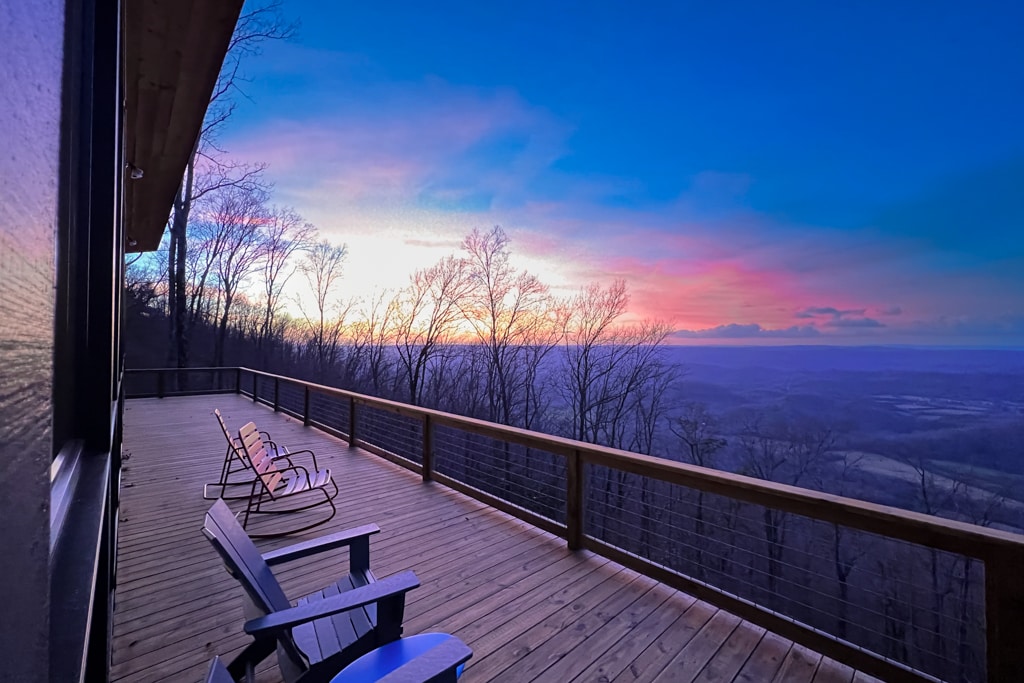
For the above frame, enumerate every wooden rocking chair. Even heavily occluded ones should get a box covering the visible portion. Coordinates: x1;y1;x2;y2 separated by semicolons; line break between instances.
205;409;288;500
238;421;339;537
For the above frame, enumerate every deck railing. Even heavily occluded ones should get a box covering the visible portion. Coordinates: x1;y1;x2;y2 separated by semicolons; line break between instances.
124;366;1024;683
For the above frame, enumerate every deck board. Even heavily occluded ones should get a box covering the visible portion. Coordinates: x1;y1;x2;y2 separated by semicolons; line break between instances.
112;394;880;682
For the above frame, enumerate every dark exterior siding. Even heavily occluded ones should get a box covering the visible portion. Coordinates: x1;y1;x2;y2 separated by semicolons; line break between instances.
0;0;65;679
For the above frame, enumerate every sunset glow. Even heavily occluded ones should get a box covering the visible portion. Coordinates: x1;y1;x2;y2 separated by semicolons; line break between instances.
223;2;1024;346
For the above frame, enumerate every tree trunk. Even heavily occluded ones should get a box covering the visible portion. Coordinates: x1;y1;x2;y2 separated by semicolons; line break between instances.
214;291;233;367
168;148;195;386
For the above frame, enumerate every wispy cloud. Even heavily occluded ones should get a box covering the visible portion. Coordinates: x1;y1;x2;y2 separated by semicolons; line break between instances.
795;306;866;319
793;305;882;330
229;78;571;214
672;323;821;339
826;317;884;329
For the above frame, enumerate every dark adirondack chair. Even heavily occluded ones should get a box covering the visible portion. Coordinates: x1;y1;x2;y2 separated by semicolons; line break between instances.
206;633;472;683
238;421;339;537
203;499;420;683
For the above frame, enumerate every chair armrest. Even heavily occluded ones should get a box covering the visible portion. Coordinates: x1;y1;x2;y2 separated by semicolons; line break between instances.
262;439;288;459
262;524;381;566
268;453;295;467
243;571;420;636
279;447;320;470
273;463;310;479
377;637;473;683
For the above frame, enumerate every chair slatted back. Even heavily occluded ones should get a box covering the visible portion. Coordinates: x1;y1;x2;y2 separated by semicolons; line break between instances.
203;499;291;613
240;422;285;496
215;409;250;466
214;409;232;442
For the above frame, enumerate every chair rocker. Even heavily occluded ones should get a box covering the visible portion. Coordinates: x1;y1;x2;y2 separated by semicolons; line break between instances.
239;421;339;537
203;499;421;683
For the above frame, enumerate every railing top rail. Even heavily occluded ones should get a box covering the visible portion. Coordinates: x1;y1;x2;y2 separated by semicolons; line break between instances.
165;366;1024;558
124;366;234;373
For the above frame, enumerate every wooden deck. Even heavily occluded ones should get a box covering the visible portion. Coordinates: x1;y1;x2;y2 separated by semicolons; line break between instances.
113;394;876;682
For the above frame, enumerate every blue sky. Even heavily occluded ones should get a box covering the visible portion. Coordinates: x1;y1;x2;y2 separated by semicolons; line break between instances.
224;0;1024;345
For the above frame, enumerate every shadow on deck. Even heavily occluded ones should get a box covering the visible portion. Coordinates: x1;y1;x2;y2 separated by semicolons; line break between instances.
113;393;874;682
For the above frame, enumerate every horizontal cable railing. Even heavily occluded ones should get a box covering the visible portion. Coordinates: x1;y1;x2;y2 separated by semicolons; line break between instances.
123;367;1024;683
123;366;240;398
584;463;984;681
433;425;567;527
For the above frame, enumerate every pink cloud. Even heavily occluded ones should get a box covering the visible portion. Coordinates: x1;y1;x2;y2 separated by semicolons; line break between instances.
495;205;924;338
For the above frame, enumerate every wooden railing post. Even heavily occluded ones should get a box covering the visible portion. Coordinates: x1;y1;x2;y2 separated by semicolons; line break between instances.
348;397;357;446
156;370;165;399
252;372;257;403
422;415;433;482
567;449;583;550
273;378;280;412
303;387;311;426
235;367;241;394
985;547;1024;682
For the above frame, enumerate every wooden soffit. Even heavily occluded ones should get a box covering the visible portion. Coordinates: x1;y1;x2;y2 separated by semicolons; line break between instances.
123;0;243;252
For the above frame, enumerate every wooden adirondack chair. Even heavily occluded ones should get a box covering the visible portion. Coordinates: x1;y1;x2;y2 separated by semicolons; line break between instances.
203;499;421;683
238;421;340;537
206;633;472;683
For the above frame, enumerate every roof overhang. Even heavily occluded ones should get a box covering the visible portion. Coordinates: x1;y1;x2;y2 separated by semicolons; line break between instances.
124;0;244;252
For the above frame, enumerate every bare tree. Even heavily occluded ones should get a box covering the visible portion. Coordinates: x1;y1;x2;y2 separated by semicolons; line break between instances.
593;321;675;451
185;217;222;327
460;226;560;427
739;414;833;595
558;280;673;451
557;279;677;548
207;186;270;366
298;240;349;374
258;208;315;361
900;454;965;664
559;279;629;443
950;482;1006;681
827;453;866;639
393;255;473;405
671;402;727;577
347;290;398;395
125;252;163;316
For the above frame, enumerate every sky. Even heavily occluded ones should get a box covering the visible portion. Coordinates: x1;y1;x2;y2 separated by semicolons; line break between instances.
223;1;1024;346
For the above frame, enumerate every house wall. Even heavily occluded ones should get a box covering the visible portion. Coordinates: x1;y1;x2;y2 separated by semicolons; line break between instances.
0;0;66;679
